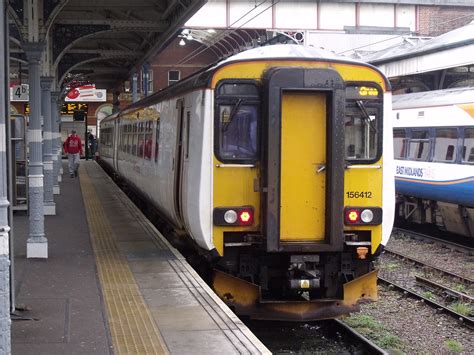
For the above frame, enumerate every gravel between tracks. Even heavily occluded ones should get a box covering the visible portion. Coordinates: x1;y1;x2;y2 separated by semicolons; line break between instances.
388;233;474;280
357;285;473;354
346;234;474;354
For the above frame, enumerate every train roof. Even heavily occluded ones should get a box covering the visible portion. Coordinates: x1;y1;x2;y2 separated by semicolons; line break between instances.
219;44;357;64
392;87;474;110
103;44;384;123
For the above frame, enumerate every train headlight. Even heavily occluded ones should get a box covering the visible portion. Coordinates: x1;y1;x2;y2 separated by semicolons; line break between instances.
224;210;238;224
213;207;254;226
361;209;374;223
344;207;382;225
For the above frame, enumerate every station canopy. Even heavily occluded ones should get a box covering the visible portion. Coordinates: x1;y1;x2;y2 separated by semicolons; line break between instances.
8;0;206;91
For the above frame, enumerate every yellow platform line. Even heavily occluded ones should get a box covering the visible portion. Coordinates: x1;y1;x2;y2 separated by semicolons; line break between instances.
79;165;169;355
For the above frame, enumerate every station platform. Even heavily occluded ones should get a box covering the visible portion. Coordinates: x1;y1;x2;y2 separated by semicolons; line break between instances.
11;161;269;354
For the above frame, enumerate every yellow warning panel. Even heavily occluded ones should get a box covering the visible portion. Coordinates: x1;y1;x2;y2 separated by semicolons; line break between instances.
79;165;169;355
280;91;326;241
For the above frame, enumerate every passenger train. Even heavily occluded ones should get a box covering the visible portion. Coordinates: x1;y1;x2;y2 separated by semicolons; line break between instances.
393;87;474;238
99;45;395;320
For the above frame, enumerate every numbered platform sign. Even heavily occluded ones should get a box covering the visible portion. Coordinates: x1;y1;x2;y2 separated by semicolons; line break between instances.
10;84;29;102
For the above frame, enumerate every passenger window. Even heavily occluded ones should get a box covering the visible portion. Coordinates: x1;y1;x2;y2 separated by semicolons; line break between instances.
408;130;430;161
463;128;474;163
144;121;152;160
393;129;407;159
434;128;457;162
154;120;160;162
215;81;260;162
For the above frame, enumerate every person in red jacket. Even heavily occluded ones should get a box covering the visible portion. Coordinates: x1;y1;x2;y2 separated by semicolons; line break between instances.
63;130;83;178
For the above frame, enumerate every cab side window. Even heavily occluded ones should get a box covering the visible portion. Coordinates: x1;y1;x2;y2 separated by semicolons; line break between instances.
215;81;260;163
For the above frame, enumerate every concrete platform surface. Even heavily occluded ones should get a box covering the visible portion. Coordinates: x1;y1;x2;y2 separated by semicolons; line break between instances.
11;161;270;354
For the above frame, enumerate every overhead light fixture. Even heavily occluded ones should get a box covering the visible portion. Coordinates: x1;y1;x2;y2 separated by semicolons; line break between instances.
186;34;193;40
182;29;189;35
179;39;186;46
207;29;216;33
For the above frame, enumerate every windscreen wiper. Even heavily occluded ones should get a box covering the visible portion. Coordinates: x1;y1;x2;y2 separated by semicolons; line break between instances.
223;99;243;131
355;100;377;133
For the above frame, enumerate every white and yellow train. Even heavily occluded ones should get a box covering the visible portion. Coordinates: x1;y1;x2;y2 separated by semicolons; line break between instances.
99;45;395;320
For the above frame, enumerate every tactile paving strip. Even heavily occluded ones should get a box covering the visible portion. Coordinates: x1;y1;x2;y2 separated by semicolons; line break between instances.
79;166;169;355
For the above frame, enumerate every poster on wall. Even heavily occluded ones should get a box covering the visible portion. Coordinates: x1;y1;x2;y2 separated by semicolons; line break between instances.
65;84;106;102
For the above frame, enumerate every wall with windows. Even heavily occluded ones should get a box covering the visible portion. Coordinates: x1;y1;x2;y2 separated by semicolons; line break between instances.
149;38;217;93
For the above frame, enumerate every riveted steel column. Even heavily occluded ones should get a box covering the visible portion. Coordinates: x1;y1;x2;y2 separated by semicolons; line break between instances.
41;77;55;215
0;0;12;352
24;42;48;258
51;91;60;195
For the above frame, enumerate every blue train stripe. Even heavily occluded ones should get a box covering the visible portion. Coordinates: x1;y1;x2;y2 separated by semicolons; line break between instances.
395;177;474;207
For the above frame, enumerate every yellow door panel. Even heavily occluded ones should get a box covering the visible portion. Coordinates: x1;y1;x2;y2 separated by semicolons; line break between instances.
280;92;326;241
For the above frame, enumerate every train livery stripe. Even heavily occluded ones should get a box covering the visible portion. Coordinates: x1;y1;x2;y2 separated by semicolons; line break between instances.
395;176;474;207
395;176;474;185
79;166;169;355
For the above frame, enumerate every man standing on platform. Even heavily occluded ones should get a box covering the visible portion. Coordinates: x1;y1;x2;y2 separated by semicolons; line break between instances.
63;130;83;178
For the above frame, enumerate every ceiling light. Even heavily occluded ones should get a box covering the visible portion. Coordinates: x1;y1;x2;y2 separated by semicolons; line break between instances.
179;39;186;46
186;34;193;40
182;29;189;35
207;29;216;33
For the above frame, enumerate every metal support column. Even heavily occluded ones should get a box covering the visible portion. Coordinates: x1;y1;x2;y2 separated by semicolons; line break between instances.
132;73;138;103
112;91;120;114
0;0;12;351
51;91;60;195
23;42;48;258
41;77;55;215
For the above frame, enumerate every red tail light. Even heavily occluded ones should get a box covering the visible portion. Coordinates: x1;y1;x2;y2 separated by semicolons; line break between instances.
213;207;254;226
239;210;253;225
344;207;383;225
346;209;360;223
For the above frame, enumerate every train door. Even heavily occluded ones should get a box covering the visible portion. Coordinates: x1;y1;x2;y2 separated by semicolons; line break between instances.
113;120;120;170
264;67;346;252
173;99;185;224
280;92;326;241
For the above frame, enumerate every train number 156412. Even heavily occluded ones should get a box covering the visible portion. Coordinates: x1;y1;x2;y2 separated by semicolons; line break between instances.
346;191;372;199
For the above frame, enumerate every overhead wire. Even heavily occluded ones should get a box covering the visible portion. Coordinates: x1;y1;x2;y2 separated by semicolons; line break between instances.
177;0;281;65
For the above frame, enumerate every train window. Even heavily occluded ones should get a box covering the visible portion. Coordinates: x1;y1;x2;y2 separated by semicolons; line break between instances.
155;120;160;162
434;128;457;162
393;129;407;159
408;130;431;161
132;130;137;156
463;128;474;163
215;81;260;162
344;86;381;162
144;121;152;160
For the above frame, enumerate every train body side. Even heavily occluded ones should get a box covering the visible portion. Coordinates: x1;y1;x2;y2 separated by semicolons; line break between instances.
393;88;474;236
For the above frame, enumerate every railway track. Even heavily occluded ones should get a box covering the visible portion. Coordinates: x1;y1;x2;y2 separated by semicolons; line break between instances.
383;247;473;284
377;276;474;330
380;241;474;330
330;319;389;355
392;227;474;255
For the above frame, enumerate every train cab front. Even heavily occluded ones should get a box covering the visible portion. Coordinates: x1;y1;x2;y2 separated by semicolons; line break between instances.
211;65;386;321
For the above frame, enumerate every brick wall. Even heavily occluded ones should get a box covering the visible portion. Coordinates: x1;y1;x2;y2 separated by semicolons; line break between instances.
418;6;474;36
150;38;218;92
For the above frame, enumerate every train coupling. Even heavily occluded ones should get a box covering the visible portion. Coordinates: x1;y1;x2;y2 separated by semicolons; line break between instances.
288;255;321;290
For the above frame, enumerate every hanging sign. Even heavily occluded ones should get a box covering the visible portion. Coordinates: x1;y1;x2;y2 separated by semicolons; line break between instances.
65;84;106;102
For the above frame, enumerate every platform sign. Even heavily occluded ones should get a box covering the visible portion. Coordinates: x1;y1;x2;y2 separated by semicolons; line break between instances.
10;84;29;102
65;84;106;102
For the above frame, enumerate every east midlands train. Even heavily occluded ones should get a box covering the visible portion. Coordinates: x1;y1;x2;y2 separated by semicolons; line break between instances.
99;44;395;320
393;87;474;238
